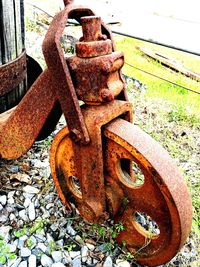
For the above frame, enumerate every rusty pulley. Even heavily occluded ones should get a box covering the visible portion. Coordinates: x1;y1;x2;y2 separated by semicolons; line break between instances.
0;1;192;266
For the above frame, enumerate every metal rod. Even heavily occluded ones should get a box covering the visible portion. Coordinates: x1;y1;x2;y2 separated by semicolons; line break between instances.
125;62;200;95
111;29;200;57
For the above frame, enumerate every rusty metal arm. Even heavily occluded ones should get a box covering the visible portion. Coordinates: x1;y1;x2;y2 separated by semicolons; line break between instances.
0;70;57;159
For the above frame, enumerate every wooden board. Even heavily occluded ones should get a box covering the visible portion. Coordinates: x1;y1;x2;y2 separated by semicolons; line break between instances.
137;46;200;82
0;0;26;113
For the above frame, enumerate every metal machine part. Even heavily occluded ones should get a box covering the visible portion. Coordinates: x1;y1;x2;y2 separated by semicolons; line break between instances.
0;1;192;266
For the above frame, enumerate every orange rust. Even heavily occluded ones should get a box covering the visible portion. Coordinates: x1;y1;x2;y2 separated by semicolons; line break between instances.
0;1;193;266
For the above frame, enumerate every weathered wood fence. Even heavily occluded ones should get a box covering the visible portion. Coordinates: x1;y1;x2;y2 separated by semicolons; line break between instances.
0;0;26;113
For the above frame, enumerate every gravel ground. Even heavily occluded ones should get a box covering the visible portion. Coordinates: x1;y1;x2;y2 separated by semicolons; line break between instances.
0;6;200;267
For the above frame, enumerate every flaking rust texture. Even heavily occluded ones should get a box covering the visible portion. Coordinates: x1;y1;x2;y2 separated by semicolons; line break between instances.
0;1;192;266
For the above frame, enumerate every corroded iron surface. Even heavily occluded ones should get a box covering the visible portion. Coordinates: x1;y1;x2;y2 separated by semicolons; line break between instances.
50;100;132;222
51;115;192;266
0;50;27;96
104;118;192;266
0;1;193;266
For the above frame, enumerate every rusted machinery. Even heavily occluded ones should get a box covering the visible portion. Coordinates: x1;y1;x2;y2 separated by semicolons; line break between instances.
0;1;192;266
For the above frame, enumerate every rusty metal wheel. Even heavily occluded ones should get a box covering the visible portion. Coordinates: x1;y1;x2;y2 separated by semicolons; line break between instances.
50;118;192;267
104;118;192;266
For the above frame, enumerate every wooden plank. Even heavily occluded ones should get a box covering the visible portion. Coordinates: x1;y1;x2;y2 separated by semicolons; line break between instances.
14;0;24;99
137;46;200;82
0;0;26;113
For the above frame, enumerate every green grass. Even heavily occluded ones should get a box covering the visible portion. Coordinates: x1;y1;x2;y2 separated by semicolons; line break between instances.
115;35;200;119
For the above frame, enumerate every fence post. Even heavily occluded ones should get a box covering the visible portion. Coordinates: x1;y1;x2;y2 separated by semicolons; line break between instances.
0;0;27;113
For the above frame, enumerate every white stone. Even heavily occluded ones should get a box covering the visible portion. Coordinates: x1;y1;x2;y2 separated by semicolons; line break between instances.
116;259;131;267
52;251;62;263
0;226;11;242
18;260;27;267
28;202;36;221
24;198;31;208
20;247;31;257
19;209;29;222
9;213;16;221
10;257;22;267
37;242;48;253
23;185;40;194
103;256;113;267
41;254;53;267
66;225;76;236
52;263;65;267
28;255;37;267
72;258;81;267
69;251;80;259
0;195;7;205
86;243;95;251
81;246;88;262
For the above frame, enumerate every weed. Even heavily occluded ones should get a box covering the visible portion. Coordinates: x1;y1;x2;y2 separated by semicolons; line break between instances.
0;237;16;265
63;243;76;252
111;222;125;238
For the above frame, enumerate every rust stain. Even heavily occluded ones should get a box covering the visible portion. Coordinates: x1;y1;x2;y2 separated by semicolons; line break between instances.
0;1;193;266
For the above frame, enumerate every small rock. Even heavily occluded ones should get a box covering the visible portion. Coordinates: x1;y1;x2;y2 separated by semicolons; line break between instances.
37;242;48;253
0;203;3;211
81;246;88;262
34;234;46;242
17;239;25;249
72;258;81;267
69;251;80;259
32;159;48;168
0;226;11;242
9;213;16;221
23;193;34;199
50;223;59;232
19;235;28;242
9;166;19;173
116;259;131;267
52;251;63;263
46;203;54;210
28;255;37;267
31;248;43;260
103;256;113;267
46;233;54;244
20;247;31;257
75;235;84;245
19;209;29;222
10;173;31;184
18;260;28;267
0;209;9;223
86;257;92;265
28;202;36;221
7;195;15;204
56;239;63;247
0;195;7;205
52;263;65;267
86;243;95;251
66;225;76;236
23;185;40;194
8;191;15;198
34;198;40;208
10;257;22;267
41;254;53;267
24;198;31;208
62;251;72;264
